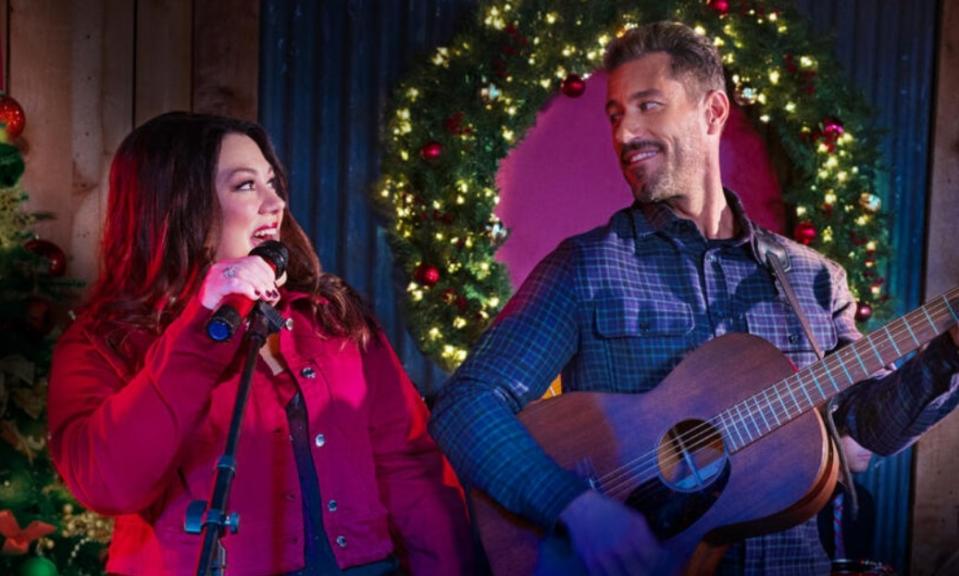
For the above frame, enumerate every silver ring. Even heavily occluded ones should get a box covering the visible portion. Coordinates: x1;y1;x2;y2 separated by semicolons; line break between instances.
223;266;238;279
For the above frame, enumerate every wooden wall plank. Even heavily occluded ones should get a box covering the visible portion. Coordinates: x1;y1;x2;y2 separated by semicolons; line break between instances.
11;0;257;286
134;0;191;125
11;0;76;260
10;0;135;288
911;0;959;573
68;0;107;288
69;0;134;289
192;0;259;120
1;0;7;92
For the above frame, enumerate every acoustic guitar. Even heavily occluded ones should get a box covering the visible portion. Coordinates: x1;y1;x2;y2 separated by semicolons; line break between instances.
472;287;959;575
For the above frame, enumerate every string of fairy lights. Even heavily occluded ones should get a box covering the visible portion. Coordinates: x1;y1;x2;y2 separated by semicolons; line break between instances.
375;0;890;373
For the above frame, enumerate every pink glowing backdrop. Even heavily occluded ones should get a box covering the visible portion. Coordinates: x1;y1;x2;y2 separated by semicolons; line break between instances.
494;71;786;288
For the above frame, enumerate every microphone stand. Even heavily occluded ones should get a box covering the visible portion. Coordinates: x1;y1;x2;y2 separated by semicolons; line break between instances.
186;301;285;576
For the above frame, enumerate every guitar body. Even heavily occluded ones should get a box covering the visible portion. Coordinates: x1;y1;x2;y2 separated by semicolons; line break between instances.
473;333;840;575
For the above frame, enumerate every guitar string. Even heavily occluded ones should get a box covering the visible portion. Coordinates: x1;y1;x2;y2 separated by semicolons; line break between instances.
597;302;940;487
592;297;958;501
597;300;953;500
600;325;937;502
597;300;955;500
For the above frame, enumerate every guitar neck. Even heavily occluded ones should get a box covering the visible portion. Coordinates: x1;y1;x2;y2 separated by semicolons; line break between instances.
718;287;959;452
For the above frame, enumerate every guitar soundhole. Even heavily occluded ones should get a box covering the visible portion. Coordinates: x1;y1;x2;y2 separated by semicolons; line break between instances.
657;419;727;492
625;419;730;540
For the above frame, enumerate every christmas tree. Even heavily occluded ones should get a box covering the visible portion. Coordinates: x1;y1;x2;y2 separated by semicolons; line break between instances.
0;95;109;576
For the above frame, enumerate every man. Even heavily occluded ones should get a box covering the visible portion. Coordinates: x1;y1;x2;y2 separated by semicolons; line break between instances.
429;21;959;575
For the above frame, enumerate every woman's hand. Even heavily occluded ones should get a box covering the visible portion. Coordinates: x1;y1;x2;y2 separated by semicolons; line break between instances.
199;256;281;310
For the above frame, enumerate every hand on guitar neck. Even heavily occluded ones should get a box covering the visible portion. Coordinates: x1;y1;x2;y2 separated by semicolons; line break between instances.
557;490;663;575
950;325;959;348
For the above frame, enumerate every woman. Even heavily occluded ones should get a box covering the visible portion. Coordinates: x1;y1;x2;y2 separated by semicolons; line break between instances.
48;112;472;575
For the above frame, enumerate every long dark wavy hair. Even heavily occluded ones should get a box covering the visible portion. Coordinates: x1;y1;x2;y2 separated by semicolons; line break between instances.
86;111;375;344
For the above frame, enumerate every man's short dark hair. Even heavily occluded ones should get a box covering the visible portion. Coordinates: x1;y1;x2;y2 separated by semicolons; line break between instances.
603;21;726;97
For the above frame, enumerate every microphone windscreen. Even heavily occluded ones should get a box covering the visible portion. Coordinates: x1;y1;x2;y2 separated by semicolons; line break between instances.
250;240;288;277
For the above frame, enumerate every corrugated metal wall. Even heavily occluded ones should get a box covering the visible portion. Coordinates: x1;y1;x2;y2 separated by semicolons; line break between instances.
259;0;476;396
259;0;938;571
793;1;939;571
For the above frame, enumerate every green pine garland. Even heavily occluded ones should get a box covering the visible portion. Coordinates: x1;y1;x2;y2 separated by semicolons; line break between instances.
376;0;890;373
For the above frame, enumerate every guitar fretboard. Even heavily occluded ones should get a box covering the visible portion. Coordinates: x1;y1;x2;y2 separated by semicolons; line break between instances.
717;287;959;452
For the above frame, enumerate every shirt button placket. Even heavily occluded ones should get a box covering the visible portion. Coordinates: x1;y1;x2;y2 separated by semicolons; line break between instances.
703;249;729;336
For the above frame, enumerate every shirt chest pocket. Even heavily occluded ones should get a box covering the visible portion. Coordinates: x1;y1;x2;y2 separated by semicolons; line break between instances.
744;299;838;369
591;297;694;391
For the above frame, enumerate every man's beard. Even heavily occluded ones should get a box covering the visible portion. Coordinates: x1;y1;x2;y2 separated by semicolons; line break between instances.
630;163;678;203
627;135;703;205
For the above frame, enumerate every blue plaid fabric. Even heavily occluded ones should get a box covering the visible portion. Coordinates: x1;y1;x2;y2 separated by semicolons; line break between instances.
429;192;959;575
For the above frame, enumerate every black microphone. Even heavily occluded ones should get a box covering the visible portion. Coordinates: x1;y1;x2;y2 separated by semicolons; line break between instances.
206;240;289;342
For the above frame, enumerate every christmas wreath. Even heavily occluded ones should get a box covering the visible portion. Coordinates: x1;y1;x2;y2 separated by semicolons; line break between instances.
375;0;888;372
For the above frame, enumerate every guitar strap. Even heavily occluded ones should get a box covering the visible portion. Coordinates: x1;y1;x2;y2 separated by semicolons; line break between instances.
752;228;859;518
752;229;825;360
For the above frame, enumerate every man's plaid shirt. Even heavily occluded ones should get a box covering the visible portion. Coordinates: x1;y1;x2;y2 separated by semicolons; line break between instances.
429;193;959;575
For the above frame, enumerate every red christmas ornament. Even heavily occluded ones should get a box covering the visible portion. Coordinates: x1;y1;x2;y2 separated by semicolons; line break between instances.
444;112;466;135
784;54;798;74
801;70;817;95
24;238;67;276
0;94;26;139
822;117;844;139
503;23;528;51
809;117;844;153
492;57;509;79
816;136;836;153
420;141;443;161
431;209;455;224
561;74;586;98
855;302;873;322
708;0;730;14
793;221;817;246
415;263;441;286
441;289;470;313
